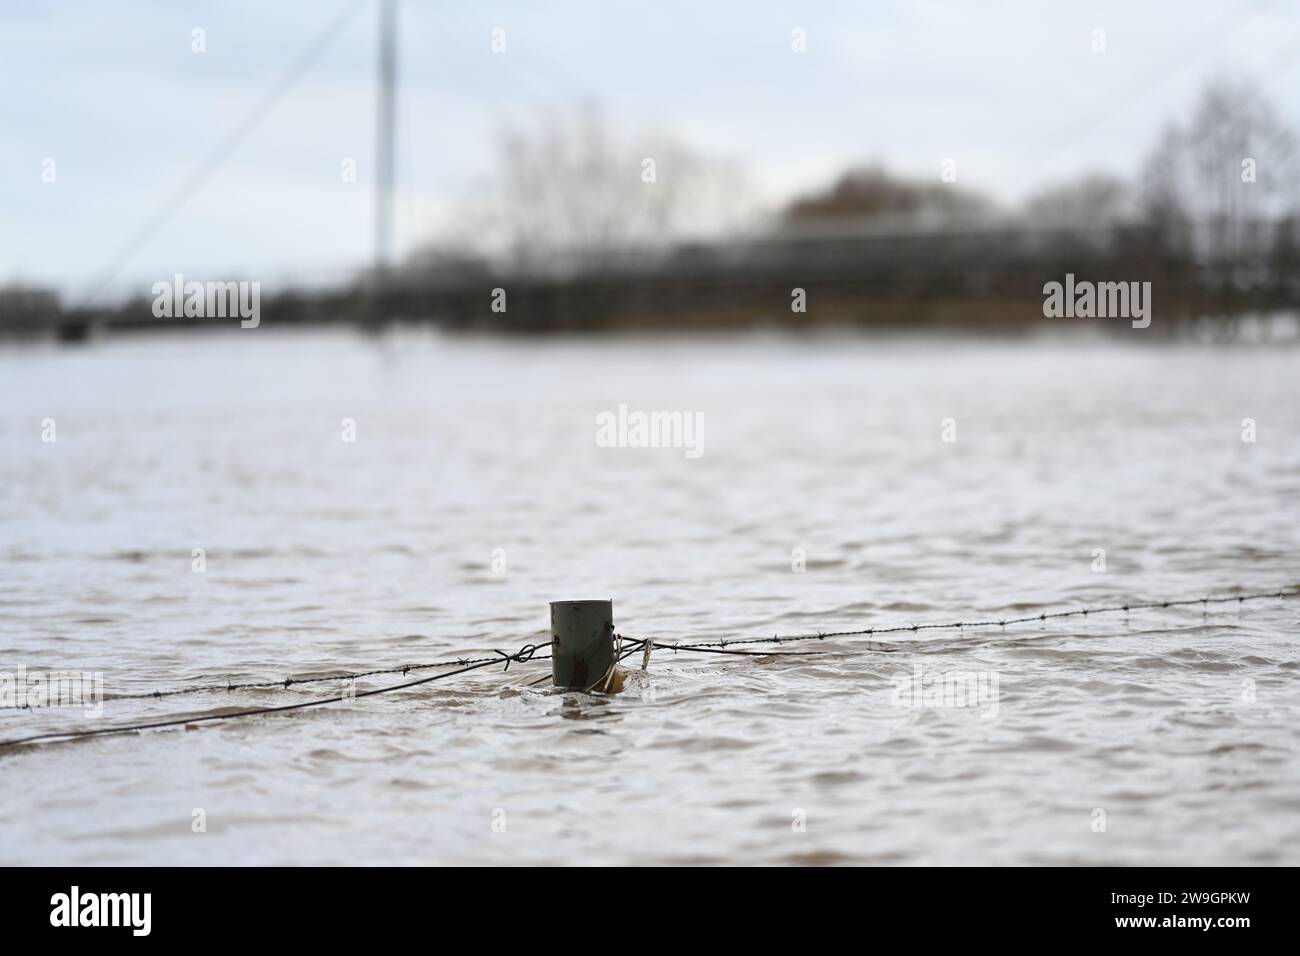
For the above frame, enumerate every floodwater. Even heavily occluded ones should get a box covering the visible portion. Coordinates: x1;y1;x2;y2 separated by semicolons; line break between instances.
1;328;1297;865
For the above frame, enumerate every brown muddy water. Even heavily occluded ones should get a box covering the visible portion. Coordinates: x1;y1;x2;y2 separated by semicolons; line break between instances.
1;328;1297;864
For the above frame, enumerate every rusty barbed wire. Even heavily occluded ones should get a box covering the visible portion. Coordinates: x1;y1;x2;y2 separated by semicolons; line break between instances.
0;646;549;709
0;643;545;751
1;586;1294;750
3;586;1293;712
627;587;1299;652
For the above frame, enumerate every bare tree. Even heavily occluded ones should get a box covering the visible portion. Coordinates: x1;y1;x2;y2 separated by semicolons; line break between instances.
1139;78;1298;264
1022;174;1131;233
478;103;749;272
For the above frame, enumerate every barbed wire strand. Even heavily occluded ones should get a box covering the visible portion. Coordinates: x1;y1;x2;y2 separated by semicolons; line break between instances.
3;633;825;712
0;644;544;751
0;648;549;709
4;586;1293;711
1;587;1294;748
634;587;1298;652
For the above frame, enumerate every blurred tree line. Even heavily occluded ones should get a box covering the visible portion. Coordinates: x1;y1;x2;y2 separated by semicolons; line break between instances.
5;79;1298;335
409;77;1300;313
782;80;1297;268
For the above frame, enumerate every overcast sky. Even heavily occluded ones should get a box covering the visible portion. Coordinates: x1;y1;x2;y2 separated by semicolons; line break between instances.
4;0;1300;302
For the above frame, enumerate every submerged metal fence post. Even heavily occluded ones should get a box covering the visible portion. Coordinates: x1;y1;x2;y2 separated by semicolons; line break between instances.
550;600;614;690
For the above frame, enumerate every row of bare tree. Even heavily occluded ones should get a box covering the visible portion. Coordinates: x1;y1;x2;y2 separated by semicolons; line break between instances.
421;79;1297;278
